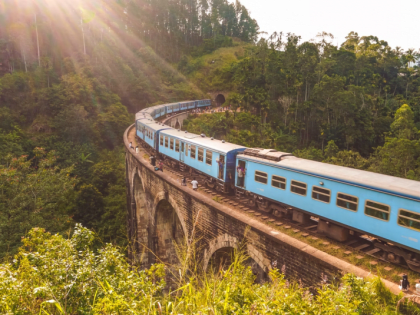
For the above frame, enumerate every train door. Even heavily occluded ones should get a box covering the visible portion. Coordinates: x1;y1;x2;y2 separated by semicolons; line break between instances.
236;160;246;188
218;155;225;180
180;142;185;162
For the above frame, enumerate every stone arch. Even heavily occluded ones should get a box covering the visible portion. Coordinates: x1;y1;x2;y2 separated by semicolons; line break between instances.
152;194;187;266
203;233;239;271
203;234;271;283
215;94;226;106
152;191;189;242
247;244;272;282
174;119;181;130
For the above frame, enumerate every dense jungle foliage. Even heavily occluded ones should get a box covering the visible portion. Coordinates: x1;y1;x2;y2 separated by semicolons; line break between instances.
1;225;417;314
180;32;420;180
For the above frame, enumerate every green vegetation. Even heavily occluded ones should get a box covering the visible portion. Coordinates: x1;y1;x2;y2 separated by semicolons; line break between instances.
1;225;417;314
181;32;420;180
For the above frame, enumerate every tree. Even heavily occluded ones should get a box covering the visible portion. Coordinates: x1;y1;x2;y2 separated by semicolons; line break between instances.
0;148;77;256
391;104;418;139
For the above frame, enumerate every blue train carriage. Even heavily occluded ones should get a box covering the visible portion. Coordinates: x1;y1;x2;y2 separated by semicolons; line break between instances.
235;148;420;272
136;119;171;152
166;102;181;114
186;100;196;110
180;101;189;111
196;99;212;108
159;129;246;193
152;104;167;119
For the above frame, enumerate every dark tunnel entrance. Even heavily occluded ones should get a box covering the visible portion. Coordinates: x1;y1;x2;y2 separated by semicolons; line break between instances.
215;94;226;106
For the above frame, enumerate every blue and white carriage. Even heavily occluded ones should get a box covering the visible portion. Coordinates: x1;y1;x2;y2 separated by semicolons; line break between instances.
134;100;420;272
235;148;420;271
136;119;171;150
159;129;245;192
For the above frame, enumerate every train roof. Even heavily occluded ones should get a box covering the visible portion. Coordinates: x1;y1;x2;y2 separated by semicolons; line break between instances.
137;120;171;132
160;129;246;154
238;150;420;200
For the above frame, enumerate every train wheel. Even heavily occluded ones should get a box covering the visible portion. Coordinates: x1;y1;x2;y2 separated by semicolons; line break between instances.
248;198;256;208
206;180;216;189
407;260;420;273
257;201;270;213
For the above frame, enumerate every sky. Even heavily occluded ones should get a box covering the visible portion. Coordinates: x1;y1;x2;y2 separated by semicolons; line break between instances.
239;0;419;50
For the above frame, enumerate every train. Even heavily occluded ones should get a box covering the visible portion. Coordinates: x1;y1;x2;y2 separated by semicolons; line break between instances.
135;99;420;272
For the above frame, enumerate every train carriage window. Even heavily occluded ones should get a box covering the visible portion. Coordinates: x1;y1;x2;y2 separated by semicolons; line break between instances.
336;193;358;211
191;145;196;159
175;140;180;152
312;186;331;203
165;137;168;148
291;180;307;196
206;150;213;165
255;171;268;184
185;143;189;157
160;135;164;146
272;175;286;189
170;138;174;150
398;209;420;231
198;148;204;162
364;200;390;221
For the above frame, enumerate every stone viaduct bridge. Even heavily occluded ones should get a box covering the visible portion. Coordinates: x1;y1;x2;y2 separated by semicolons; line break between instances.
124;111;401;293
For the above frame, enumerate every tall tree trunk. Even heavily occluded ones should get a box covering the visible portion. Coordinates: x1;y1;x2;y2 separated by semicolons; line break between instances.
35;14;41;66
81;18;86;55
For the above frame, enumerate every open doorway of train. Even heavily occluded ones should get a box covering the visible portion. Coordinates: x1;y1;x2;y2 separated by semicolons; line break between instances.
215;94;226;107
237;160;246;187
218;155;225;180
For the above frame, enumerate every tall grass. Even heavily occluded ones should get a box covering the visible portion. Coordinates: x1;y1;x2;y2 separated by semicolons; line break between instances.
0;224;418;314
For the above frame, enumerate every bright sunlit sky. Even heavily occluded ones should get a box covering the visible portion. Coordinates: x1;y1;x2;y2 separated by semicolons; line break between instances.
239;0;419;50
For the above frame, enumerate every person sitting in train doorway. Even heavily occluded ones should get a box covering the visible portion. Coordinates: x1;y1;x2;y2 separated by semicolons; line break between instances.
191;178;198;191
399;274;410;291
237;163;245;187
217;156;225;180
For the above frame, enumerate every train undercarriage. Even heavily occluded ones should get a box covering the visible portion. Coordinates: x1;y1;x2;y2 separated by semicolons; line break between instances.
234;186;420;273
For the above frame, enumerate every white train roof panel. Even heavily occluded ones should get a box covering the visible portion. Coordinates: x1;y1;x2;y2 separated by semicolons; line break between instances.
238;153;420;200
160;129;246;154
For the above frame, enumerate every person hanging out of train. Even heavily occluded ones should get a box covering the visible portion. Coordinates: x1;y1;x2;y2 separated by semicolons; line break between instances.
237;163;245;187
217;156;225;180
